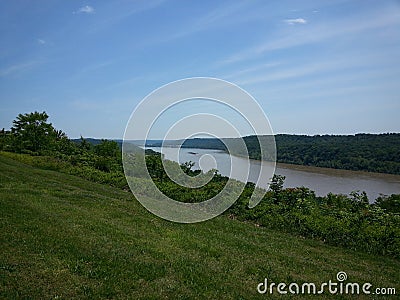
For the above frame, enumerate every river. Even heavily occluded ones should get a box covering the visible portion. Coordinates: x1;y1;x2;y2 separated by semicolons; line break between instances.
145;147;400;201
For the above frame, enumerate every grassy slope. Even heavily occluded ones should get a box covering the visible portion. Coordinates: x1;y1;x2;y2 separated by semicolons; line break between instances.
0;155;399;299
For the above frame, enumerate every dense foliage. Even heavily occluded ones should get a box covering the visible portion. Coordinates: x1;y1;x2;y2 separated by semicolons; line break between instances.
1;111;400;258
230;182;400;258
277;134;400;174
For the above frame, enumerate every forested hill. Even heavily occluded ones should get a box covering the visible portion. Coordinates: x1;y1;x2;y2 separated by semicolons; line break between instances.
252;133;400;174
172;133;400;175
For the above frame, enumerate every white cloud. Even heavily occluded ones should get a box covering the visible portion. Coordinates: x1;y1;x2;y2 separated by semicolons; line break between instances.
75;5;95;14
0;61;40;77
284;18;307;25
37;39;46;45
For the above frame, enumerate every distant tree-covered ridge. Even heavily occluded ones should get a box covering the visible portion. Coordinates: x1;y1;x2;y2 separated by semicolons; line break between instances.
274;133;399;175
147;134;400;175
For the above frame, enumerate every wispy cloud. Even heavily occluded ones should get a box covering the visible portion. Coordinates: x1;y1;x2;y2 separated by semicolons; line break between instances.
221;62;282;80
284;18;307;25
220;7;400;66
263;65;400;96
106;76;142;90
235;52;387;86
0;61;40;77
70;98;103;111
154;1;258;43
37;39;46;45
70;97;132;112
74;5;95;14
237;62;334;86
85;0;164;33
67;60;115;81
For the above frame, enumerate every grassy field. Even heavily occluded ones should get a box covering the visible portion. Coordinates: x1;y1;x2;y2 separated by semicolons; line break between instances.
1;154;399;299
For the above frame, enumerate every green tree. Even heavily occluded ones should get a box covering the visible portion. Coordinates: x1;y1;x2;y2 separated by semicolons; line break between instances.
79;136;93;152
54;131;77;155
270;174;285;195
94;139;120;157
180;161;200;176
11;111;56;153
0;128;7;150
375;194;400;213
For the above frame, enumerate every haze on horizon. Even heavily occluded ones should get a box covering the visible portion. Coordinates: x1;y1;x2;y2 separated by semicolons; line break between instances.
1;0;399;139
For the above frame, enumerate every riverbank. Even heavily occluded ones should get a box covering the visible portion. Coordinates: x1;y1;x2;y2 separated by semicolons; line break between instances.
277;162;400;182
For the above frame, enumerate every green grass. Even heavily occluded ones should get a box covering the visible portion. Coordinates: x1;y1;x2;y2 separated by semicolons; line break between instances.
1;155;399;299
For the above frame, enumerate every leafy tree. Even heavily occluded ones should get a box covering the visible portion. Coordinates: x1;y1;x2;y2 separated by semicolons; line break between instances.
349;191;369;209
375;194;400;213
0;128;9;150
79;136;93;152
145;154;167;181
54;134;78;155
10;111;56;153
270;174;285;195
94;157;112;172
180;161;200;176
94;139;120;157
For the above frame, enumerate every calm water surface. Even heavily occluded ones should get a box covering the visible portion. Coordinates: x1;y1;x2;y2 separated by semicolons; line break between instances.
146;147;400;201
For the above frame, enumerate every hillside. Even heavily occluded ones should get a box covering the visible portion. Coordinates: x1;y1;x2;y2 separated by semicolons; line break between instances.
1;155;399;299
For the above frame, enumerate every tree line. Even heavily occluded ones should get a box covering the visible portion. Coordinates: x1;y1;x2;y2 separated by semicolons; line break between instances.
0;111;122;173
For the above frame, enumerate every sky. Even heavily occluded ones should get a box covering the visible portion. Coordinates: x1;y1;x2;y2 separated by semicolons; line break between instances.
0;0;399;139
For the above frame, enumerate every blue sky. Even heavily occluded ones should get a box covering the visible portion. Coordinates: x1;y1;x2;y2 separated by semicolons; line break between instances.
0;0;399;139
